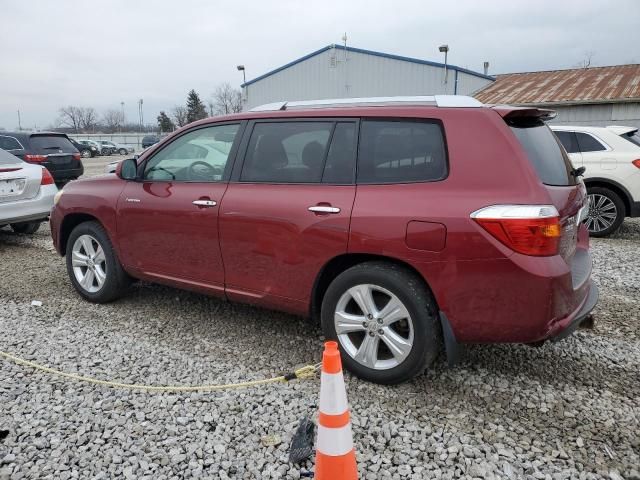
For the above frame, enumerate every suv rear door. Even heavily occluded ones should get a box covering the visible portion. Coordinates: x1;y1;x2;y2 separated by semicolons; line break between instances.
26;134;82;180
219;119;358;312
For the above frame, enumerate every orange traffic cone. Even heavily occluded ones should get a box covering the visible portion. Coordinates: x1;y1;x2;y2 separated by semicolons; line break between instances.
315;341;358;480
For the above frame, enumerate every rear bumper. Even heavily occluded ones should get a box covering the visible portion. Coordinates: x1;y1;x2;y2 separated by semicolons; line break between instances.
549;282;599;341
0;184;57;224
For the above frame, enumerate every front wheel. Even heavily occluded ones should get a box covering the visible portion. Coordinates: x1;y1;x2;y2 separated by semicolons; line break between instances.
321;262;441;384
585;187;625;237
118;148;127;155
66;221;131;302
11;221;41;234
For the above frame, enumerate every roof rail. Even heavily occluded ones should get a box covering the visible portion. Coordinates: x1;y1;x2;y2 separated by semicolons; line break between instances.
249;95;483;112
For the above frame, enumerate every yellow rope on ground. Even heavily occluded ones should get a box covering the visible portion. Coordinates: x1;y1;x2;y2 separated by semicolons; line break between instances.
0;350;321;392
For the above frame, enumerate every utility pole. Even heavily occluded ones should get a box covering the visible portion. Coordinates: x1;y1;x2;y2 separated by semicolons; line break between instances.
17;110;22;131
120;101;125;132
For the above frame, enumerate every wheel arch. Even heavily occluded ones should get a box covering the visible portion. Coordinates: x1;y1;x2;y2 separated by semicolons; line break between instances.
310;253;439;322
584;177;633;216
59;212;104;256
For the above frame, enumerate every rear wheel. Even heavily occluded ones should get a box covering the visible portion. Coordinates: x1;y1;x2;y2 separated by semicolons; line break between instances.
321;262;441;384
118;148;127;155
66;221;131;302
11;221;41;234
80;149;91;158
585;187;625;237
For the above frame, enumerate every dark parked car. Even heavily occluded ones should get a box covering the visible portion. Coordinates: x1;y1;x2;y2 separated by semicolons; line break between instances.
0;132;83;185
50;96;597;384
70;139;97;158
141;135;160;149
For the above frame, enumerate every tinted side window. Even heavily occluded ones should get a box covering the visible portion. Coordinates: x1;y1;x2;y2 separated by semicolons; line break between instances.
0;136;23;150
554;131;579;154
357;120;447;184
144;124;239;182
575;132;606;152
241;122;332;183
322;123;356;184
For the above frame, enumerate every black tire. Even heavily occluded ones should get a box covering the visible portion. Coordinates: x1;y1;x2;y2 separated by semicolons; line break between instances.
118;148;127;155
585;187;625;237
65;221;131;303
80;149;91;158
11;221;41;234
321;261;441;384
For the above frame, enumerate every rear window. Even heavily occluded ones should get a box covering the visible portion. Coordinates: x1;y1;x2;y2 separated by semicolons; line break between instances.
357;120;447;184
29;135;76;154
620;131;640;147
510;120;576;186
0;148;23;165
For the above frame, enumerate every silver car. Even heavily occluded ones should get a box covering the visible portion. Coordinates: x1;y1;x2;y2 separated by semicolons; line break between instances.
0;148;58;234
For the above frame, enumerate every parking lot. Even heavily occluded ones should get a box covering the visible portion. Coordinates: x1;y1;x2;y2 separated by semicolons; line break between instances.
1;156;639;479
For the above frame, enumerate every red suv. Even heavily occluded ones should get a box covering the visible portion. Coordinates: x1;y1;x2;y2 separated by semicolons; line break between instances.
50;96;598;384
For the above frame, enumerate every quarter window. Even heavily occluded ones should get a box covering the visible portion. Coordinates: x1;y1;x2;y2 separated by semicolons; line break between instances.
241;122;333;183
357;120;447;184
0;136;22;150
575;132;606;152
143;124;239;182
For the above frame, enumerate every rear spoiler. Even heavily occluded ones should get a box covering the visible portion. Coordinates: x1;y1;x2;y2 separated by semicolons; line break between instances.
490;105;557;121
606;125;638;136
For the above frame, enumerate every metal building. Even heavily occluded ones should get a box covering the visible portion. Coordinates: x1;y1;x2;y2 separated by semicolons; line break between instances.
241;45;494;110
475;64;640;128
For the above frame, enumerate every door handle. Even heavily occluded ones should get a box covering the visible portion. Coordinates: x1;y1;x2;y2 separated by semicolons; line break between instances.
193;199;217;207
308;205;340;214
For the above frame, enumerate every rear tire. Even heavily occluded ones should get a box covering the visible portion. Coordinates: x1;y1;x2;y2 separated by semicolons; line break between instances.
585;187;625;237
11;221;41;234
321;261;441;384
118;148;127;155
81;149;91;158
66;221;131;303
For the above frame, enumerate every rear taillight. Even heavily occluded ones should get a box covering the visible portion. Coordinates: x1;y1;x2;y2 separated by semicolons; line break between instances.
472;205;561;256
73;153;81;161
24;154;47;163
632;159;640;169
41;168;55;185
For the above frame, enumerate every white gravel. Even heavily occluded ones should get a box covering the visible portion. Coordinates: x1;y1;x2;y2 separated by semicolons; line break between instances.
0;172;638;479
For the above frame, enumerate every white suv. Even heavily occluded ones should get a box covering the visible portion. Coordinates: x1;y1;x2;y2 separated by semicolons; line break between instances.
551;125;640;236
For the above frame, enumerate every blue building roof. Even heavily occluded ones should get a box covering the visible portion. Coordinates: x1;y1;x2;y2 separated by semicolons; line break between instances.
241;44;495;87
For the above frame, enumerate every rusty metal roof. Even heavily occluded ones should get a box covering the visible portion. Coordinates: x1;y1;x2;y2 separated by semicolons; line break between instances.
474;64;640;105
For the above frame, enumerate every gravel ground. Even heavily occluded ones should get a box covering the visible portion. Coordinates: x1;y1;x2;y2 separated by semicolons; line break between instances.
0;166;638;479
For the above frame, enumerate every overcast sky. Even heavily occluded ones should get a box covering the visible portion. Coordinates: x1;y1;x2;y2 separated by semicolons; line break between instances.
1;0;639;130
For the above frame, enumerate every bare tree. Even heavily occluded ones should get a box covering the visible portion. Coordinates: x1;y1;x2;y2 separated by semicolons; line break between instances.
57;106;84;133
172;106;188;127
211;82;243;115
102;109;123;133
575;51;595;69
79;107;98;131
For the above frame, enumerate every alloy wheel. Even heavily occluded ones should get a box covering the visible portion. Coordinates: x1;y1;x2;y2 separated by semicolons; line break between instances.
585;193;617;233
334;284;414;370
71;234;107;293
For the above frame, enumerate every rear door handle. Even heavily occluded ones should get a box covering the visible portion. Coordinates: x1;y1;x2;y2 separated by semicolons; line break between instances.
308;205;340;214
193;199;217;207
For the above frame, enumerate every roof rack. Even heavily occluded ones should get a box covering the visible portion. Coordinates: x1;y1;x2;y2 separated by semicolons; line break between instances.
249;95;483;112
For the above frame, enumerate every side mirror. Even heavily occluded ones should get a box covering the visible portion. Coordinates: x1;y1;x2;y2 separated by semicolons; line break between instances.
117;158;138;180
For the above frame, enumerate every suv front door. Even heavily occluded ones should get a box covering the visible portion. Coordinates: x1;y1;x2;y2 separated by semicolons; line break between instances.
219;119;358;313
116;123;243;294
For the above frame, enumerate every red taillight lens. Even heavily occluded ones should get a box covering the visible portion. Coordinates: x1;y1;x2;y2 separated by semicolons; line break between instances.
632;159;640;169
41;168;55;185
73;153;81;161
24;154;47;163
472;205;562;256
